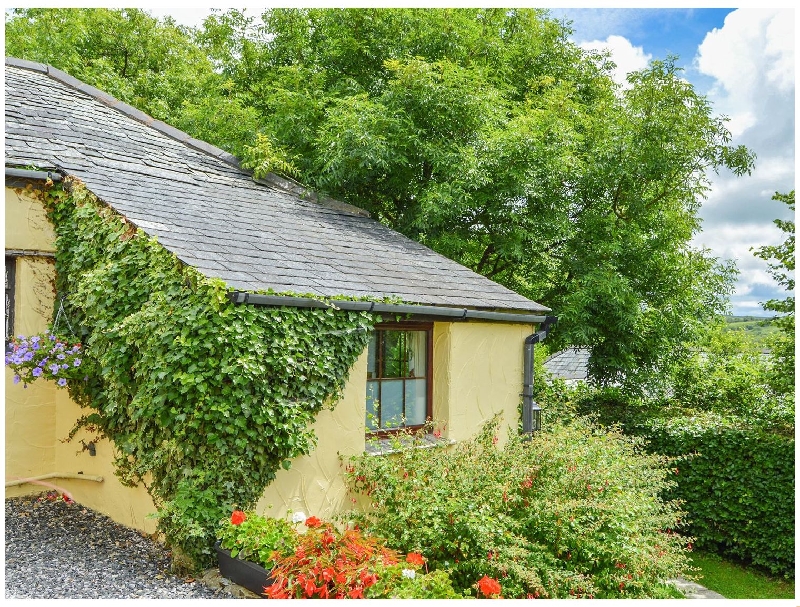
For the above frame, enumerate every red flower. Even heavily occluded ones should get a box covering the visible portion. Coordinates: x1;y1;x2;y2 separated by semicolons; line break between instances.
433;429;442;439
477;575;502;597
230;510;246;526
305;516;322;528
348;586;364;599
406;552;426;567
264;581;288;599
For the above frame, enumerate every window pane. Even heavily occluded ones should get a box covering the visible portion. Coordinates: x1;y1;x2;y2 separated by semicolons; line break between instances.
365;380;379;431
406;331;426;377
366;332;377;379
379;379;404;429
405;379;427;425
381;331;404;377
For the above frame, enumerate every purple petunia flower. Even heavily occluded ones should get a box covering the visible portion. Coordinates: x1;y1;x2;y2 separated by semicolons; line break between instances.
50;363;60;375
32;367;42;377
74;359;82;367
61;364;69;370
13;375;20;384
57;354;66;360
57;378;67;387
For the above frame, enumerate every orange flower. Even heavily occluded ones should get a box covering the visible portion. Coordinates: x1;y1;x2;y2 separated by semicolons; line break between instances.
305;516;322;528
406;552;426;567
477;575;502;597
230;510;246;526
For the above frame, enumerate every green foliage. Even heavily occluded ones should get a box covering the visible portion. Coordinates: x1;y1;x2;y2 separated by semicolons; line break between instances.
40;179;374;571
241;133;299;179
344;418;691;599
367;568;464;599
667;323;793;431
635;416;794;578
543;327;795;579
752;190;795;395
216;511;297;570
722;316;779;348
5;7;756;386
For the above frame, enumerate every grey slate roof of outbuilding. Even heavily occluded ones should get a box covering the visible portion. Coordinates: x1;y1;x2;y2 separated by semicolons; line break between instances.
4;57;549;314
543;348;590;382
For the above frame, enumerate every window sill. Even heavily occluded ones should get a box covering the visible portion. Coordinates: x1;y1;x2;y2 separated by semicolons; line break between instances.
364;433;453;456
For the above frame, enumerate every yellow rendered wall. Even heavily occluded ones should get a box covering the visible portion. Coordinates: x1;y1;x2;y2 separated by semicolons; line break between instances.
4;185;157;532
433;321;533;445
256;350;369;520
5;185;56;250
5;256;58;488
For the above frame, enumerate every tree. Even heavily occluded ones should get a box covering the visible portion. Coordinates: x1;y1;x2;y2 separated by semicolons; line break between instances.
753;191;795;394
5;8;756;387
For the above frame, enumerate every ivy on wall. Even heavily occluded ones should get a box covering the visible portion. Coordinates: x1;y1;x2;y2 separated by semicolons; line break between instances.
39;178;375;570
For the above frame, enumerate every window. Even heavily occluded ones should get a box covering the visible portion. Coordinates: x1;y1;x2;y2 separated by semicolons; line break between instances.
5;256;16;342
366;323;432;432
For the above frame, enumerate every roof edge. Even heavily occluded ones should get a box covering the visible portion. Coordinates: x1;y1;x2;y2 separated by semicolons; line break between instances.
229;291;551;322
5;56;369;218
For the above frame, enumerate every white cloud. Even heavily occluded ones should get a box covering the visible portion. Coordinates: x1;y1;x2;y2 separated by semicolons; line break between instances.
696;9;794;109
693;8;794;315
578;35;651;87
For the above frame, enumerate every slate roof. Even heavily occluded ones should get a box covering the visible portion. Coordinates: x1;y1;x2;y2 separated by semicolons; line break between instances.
4;58;549;314
543;348;590;382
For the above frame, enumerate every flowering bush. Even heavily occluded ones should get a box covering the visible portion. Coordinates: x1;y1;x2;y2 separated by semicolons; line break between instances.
5;330;82;387
216;510;298;571
265;519;463;599
344;417;692;598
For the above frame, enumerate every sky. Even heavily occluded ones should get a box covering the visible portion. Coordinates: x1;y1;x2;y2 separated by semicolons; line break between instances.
15;3;794;316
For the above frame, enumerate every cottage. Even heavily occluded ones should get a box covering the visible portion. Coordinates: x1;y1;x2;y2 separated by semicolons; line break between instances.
5;57;554;533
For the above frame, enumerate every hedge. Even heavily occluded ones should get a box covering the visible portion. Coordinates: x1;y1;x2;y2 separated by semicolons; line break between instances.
631;414;794;578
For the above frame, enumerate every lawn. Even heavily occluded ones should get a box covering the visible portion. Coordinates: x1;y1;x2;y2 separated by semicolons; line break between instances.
690;551;795;599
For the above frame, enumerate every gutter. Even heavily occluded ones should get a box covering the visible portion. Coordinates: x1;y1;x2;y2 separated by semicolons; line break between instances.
228;291;549;324
5;167;63;184
522;315;558;434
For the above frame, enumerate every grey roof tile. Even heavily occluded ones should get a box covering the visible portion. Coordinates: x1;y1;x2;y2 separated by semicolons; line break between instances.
5;59;550;314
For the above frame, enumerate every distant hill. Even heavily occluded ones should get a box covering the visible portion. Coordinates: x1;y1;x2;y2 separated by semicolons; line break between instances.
723;315;779;346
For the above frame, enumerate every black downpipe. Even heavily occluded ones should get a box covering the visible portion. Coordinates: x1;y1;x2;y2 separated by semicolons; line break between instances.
522;315;557;434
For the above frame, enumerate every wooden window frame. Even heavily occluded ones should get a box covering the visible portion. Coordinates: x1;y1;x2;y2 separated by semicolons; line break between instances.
366;321;433;436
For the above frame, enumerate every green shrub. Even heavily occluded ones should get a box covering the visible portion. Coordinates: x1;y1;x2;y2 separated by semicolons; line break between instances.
344;418;692;599
633;414;795;578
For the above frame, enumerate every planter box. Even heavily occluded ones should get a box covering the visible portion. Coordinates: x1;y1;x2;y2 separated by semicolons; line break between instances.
215;542;274;597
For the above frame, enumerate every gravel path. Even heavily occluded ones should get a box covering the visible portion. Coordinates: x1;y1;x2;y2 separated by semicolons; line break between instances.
5;493;230;599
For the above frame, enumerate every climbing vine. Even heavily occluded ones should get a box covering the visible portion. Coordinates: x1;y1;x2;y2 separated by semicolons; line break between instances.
40;177;375;570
